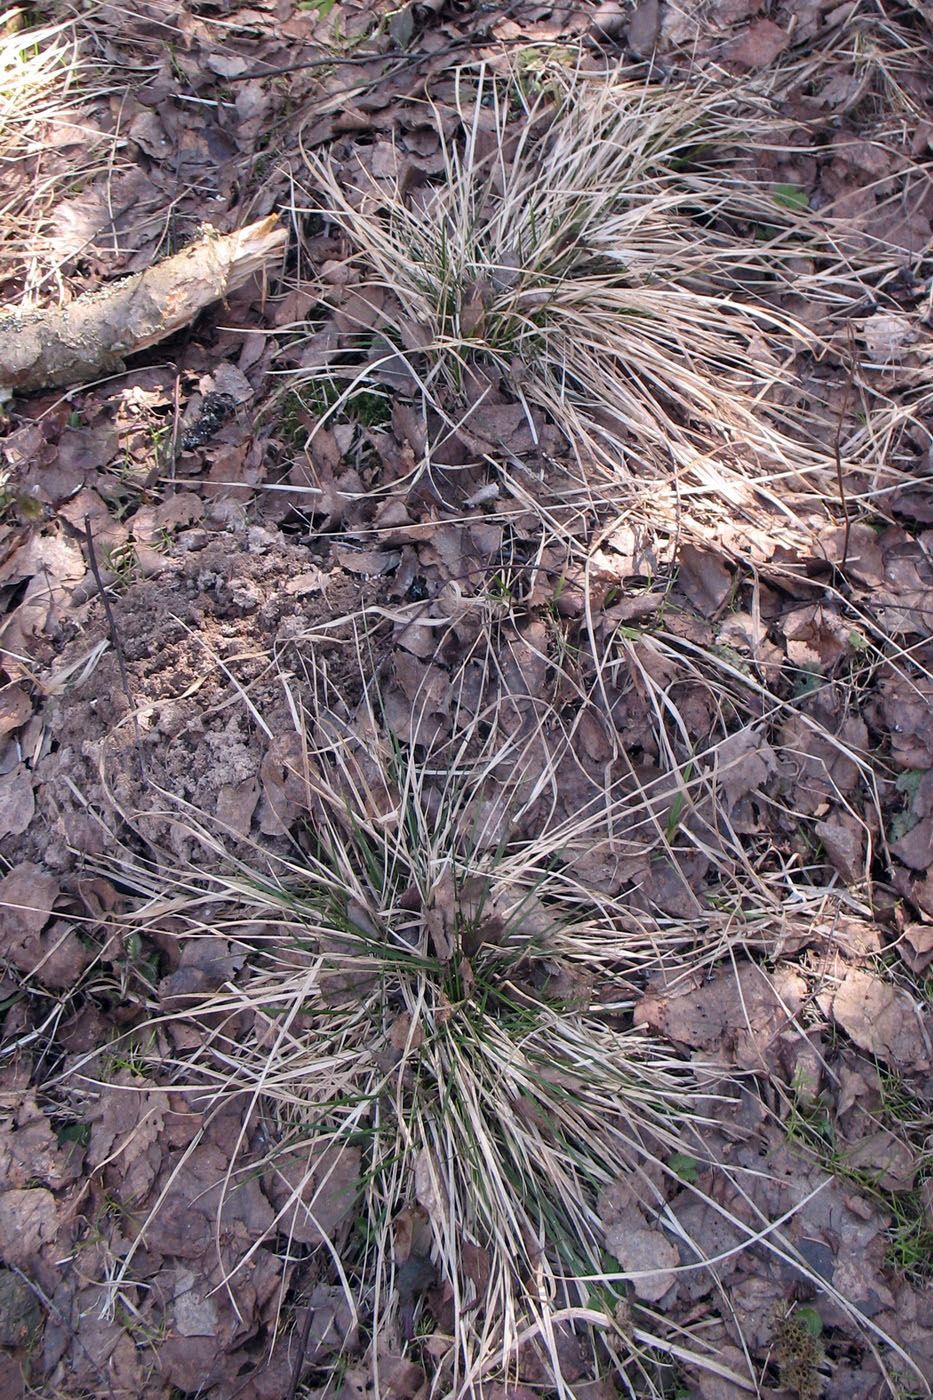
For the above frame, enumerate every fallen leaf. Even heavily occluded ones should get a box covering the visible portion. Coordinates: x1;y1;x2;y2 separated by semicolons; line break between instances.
0;1269;40;1348
588;0;627;39
0;863;87;989
86;1072;171;1203
716;727;778;811
815;816;865;883
0;1094;84;1191
677;543;733;616
0;1188;63;1268
215;776;261;838
332;544;401;576
603;1204;679;1302
783;604;851;670
0;765;34;837
863;313;917;361
890;816;933;873
425;866;456;961
899;924;933;974
635;963;806;1070
628;0;660;54
414;1145;448;1225
0;683;31;737
842;1125;916;1192
267;1142;361;1246
831;969;931;1073
725;19;789;69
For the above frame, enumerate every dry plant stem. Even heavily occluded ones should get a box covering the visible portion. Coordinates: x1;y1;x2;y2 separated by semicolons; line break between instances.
285;1299;317;1400
83;514;143;779
833;326;855;571
0;214;287;393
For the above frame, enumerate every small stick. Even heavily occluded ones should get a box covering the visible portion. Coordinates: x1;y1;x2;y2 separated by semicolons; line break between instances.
84;515;144;777
285;1300;317;1400
832;329;855;571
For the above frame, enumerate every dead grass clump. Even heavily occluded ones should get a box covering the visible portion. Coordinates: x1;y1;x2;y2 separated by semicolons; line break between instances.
290;63;886;553
81;604;926;1395
101;679;726;1394
0;5;116;303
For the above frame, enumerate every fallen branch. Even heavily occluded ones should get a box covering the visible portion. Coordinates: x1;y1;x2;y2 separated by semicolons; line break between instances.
0;215;287;395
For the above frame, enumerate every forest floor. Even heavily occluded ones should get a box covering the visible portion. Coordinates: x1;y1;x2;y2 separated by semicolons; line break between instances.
1;1;933;1398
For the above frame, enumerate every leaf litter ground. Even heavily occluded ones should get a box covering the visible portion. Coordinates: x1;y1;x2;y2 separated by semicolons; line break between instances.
1;2;933;1399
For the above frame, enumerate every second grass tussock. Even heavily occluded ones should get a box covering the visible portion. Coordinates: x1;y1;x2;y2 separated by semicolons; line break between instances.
105;669;727;1393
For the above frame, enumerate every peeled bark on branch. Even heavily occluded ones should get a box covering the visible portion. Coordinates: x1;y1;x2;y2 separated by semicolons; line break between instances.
0;215;287;395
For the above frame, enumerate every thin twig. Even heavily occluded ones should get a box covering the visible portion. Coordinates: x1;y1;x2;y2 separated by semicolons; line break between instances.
833;328;856;571
84;514;144;777
225;3;525;82
285;1299;317;1400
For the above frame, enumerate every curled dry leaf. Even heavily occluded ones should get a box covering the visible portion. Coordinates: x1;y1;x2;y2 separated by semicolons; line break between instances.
414;1145;449;1226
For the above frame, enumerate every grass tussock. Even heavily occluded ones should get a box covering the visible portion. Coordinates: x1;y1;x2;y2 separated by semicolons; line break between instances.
100;674;722;1392
290;62;905;550
81;615;921;1395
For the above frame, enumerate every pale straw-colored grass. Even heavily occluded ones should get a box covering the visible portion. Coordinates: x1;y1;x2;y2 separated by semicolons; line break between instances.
0;5;124;301
66;610;923;1396
287;61;914;562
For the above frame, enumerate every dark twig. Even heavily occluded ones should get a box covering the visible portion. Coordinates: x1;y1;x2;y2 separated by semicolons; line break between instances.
84;514;144;777
225;2;525;82
285;1299;317;1400
833;329;856;571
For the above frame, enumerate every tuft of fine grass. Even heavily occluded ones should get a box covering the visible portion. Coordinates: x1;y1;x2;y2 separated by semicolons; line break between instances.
288;61;907;559
77;614;926;1397
0;5;122;301
98;690;724;1392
